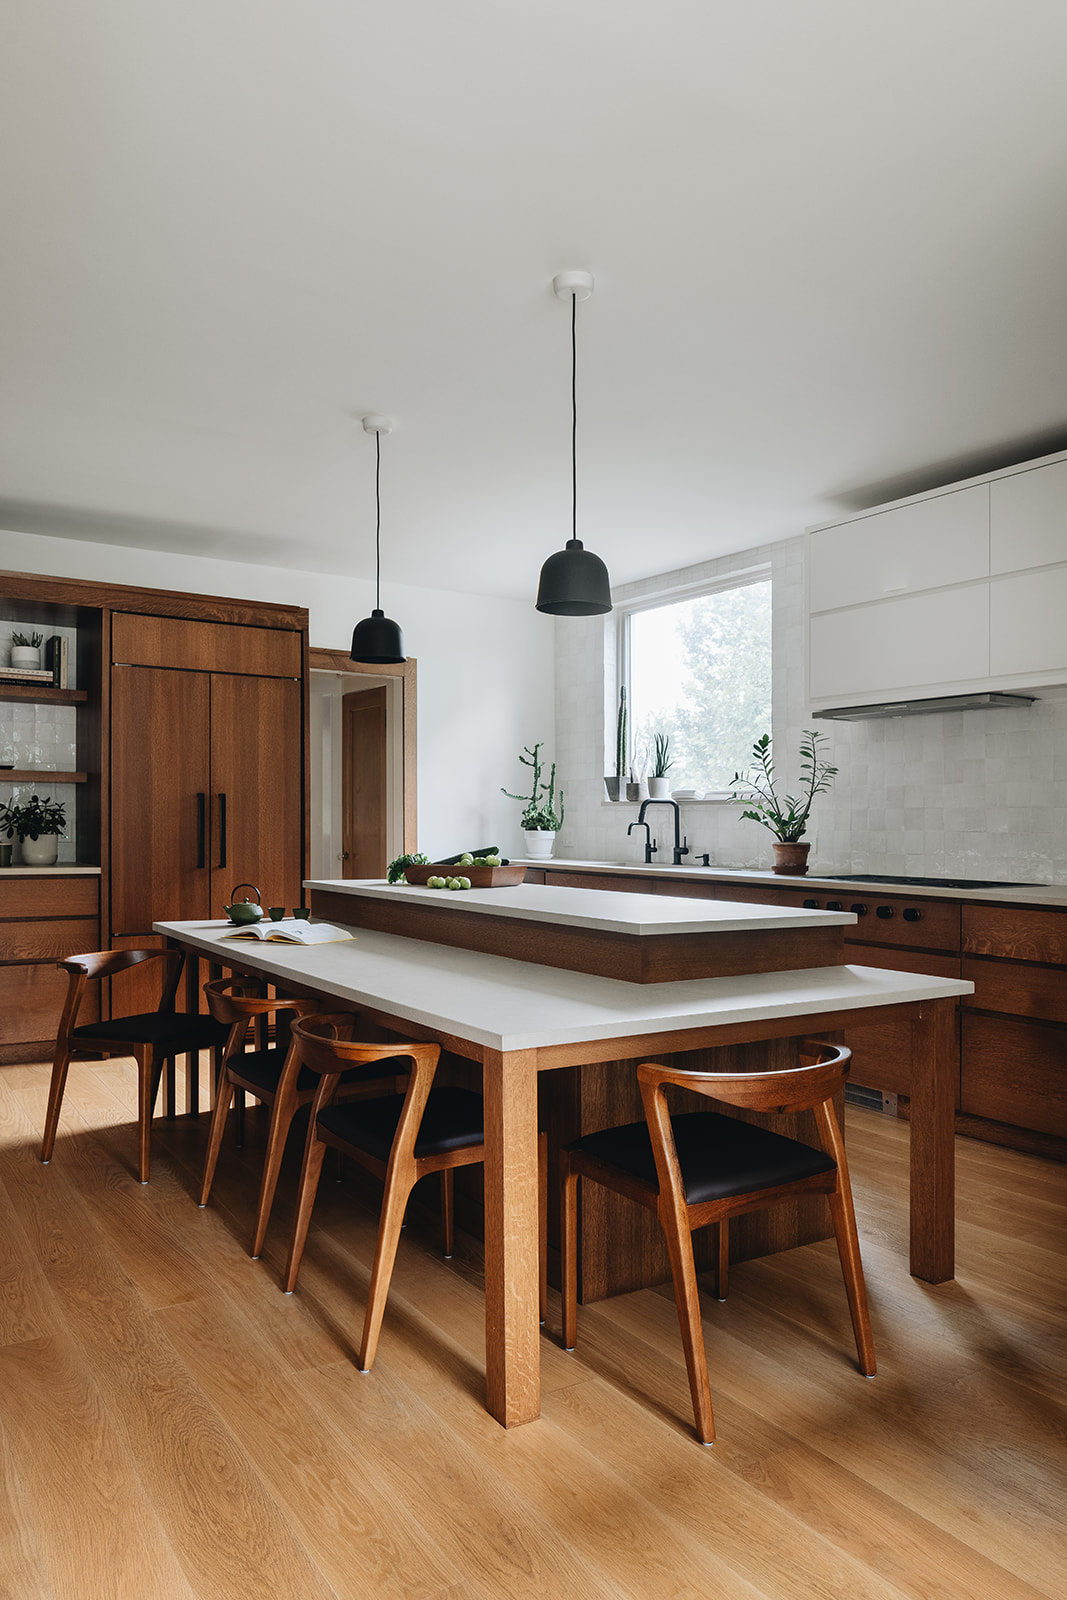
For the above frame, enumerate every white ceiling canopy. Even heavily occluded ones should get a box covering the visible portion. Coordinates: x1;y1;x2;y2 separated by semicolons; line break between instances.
3;1;1067;600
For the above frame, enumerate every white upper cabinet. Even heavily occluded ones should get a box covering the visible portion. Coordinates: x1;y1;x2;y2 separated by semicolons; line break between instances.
808;484;989;614
809;587;989;703
990;459;1067;574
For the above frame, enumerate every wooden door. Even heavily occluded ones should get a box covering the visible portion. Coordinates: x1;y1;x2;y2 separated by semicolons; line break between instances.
209;673;304;915
342;685;387;878
110;665;212;935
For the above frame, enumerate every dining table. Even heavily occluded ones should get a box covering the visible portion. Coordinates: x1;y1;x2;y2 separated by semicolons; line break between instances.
157;885;972;1430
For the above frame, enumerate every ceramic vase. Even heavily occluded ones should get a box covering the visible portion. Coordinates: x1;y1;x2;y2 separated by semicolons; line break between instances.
10;646;41;670
771;840;810;876
523;829;556;860
20;833;59;866
648;776;671;799
604;776;622;802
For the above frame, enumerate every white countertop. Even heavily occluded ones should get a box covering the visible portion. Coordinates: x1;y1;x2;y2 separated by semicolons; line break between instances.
522;858;1067;908
156;918;972;1055
304;877;857;936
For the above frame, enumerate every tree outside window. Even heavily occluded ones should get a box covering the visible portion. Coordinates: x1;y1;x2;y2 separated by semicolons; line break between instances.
625;578;772;793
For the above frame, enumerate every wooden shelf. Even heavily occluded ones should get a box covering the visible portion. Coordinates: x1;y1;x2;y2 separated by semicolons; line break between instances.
0;769;88;784
0;684;86;705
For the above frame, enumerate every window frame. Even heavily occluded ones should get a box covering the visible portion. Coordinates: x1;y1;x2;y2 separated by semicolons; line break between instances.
614;564;772;798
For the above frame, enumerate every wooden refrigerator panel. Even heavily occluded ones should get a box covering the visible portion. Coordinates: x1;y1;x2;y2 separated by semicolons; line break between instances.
209;673;304;914
111;665;212;934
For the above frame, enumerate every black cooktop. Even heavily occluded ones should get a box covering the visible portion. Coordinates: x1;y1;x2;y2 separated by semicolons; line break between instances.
819;874;1041;890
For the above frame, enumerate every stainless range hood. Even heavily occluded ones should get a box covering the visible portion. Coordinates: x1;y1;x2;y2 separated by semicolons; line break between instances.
811;692;1036;721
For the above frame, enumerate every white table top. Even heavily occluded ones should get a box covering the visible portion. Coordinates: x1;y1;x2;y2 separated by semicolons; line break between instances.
156;918;973;1056
303;877;857;937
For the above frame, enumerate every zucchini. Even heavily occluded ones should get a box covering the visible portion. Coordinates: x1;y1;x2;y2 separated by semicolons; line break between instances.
438;844;499;866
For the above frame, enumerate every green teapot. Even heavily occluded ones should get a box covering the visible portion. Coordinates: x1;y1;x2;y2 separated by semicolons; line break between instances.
224;883;264;924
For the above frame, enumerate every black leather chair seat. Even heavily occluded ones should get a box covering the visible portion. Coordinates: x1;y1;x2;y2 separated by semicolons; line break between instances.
231;1047;411;1099
317;1085;485;1164
569;1111;836;1206
72;1012;228;1050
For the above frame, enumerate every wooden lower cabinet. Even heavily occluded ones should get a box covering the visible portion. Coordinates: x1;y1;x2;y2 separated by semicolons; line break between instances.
960;1013;1067;1137
0;875;100;1062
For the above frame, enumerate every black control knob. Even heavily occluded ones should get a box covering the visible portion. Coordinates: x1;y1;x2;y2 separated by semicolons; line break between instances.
903;907;923;922
802;898;820;909
826;900;843;911
876;905;895;919
850;902;868;916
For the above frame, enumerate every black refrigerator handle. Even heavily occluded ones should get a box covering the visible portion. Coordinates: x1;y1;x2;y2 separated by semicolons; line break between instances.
196;792;206;869
218;792;227;869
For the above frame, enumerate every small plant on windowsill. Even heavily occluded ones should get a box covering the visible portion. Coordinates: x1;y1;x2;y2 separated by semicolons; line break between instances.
648;733;674;798
502;742;564;859
729;731;837;875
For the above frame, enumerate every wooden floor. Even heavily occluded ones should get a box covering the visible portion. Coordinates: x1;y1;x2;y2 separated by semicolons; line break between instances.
0;1056;1064;1600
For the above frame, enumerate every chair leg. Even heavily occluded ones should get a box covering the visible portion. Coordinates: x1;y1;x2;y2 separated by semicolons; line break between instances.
357;1166;417;1373
40;1047;73;1164
440;1169;454;1258
660;1207;716;1445
250;1082;301;1259
560;1155;579;1351
198;1077;237;1207
715;1219;730;1302
234;1087;246;1148
828;1185;877;1377
136;1047;155;1184
282;1132;330;1293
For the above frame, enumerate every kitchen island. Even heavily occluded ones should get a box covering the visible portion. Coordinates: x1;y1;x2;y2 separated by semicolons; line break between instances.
156;879;969;1428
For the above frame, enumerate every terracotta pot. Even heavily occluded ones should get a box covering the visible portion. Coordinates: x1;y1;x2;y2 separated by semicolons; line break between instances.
771;840;811;876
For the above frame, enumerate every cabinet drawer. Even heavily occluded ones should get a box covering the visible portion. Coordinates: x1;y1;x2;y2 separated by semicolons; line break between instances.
961;1013;1067;1137
0;962;97;1047
962;904;1067;963
541;871;652;894
112;613;302;678
0;918;99;963
0;877;99;919
808;586;989;704
961;956;1067;1024
797;894;959;952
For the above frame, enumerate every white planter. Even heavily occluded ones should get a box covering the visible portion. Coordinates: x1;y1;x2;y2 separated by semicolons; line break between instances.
20;833;59;866
10;646;41;670
648;776;671;799
523;829;556;860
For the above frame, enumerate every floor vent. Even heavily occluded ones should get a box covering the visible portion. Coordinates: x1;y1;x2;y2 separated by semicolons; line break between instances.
845;1083;899;1116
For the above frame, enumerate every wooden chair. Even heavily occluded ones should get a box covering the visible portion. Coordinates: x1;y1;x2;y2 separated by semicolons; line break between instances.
560;1040;875;1445
200;979;410;1257
41;948;229;1184
282;1013;548;1373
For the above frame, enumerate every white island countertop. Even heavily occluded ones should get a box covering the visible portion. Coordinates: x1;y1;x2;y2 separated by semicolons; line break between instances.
155;918;972;1055
302;877;857;936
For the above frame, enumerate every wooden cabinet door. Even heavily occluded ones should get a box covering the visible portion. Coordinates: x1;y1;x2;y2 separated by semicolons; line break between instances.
209;673;304;915
111;665;212;934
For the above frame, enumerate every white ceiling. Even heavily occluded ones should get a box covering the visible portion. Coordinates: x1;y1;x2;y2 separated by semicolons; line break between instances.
3;2;1067;602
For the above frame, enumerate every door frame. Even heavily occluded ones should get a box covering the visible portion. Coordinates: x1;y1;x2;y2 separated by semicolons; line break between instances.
309;648;417;864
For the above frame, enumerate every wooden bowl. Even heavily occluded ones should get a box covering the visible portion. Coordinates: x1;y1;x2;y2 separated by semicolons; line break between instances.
404;862;527;889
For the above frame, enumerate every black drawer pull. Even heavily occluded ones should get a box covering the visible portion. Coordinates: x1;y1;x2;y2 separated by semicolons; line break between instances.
802;898;820;909
876;905;895;919
850;902;868;916
902;907;923;922
826;900;843;911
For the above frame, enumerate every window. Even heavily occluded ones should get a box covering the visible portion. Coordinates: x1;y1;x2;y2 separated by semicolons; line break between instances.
621;575;772;793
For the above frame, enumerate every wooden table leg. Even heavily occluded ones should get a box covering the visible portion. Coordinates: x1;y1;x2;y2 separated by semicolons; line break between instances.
908;997;956;1283
182;948;201;1114
481;1048;542;1427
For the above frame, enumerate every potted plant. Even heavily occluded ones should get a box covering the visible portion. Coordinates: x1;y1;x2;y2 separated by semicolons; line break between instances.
729;731;837;875
648;732;673;799
605;685;626;802
0;792;67;866
9;630;44;670
502;742;564;860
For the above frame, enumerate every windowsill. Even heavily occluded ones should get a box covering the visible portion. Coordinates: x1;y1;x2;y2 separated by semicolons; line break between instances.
601;793;735;807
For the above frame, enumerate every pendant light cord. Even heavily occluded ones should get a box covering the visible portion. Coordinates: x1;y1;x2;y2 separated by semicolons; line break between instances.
375;429;382;610
571;291;578;543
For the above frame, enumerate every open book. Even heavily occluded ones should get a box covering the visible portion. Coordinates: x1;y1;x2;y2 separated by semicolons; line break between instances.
221;919;354;945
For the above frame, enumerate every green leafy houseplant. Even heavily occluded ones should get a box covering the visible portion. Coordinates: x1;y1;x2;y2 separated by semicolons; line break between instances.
0;793;67;842
730;731;837;842
502;742;565;831
651;733;673;778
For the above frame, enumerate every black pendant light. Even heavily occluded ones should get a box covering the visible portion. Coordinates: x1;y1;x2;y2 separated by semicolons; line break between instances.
536;270;612;617
351;414;406;664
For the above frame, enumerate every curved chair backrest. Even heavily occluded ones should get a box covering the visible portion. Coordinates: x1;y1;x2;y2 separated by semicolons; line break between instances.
54;948;184;1048
203;977;318;1028
290;1012;440;1148
636;1040;851;1116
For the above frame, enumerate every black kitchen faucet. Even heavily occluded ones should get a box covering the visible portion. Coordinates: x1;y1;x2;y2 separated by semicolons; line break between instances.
634;798;689;865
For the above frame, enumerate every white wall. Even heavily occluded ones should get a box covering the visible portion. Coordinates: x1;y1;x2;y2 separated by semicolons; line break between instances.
0;527;555;863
